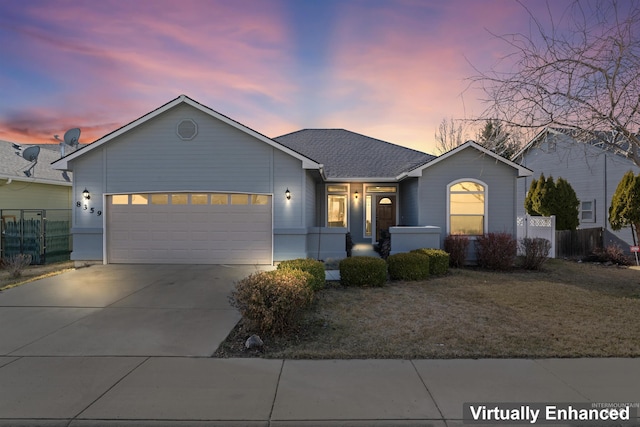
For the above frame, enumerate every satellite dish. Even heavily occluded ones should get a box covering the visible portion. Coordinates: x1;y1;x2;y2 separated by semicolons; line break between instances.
63;128;80;147
55;128;81;157
22;146;40;162
18;146;40;177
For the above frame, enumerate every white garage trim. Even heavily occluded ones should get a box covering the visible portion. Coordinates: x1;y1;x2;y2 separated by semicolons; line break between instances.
104;191;273;265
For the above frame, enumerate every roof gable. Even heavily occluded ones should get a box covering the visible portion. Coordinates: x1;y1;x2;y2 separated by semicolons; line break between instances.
406;140;532;177
514;126;640;161
275;129;435;180
52;95;321;171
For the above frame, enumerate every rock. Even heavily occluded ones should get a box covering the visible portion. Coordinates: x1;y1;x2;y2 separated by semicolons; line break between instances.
245;334;264;349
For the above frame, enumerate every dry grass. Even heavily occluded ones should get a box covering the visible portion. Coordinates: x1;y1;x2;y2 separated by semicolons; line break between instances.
216;259;640;359
0;261;75;291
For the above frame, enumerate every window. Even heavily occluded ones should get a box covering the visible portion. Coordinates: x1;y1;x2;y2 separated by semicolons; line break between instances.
231;194;248;205
327;184;348;228
131;194;148;205
365;195;372;236
327;184;348;192
449;180;486;235
328;195;347;227
151;194;168;205
171;194;188;205
112;195;129;205
191;194;208;205
366;186;396;193
251;194;269;205
211;194;228;205
581;200;595;222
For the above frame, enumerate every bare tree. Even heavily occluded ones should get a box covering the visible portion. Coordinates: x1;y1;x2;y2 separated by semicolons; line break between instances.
471;0;640;165
434;117;468;154
476;119;521;158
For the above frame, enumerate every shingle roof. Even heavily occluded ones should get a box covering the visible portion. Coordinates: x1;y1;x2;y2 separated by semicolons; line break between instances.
0;140;71;184
274;129;435;179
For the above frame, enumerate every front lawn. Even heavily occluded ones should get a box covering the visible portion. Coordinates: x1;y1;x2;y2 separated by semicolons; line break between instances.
216;259;640;359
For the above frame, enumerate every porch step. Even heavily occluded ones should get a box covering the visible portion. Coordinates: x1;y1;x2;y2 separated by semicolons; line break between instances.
351;243;380;258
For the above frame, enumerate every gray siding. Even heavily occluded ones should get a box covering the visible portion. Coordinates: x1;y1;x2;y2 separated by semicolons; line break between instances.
350;182;365;243
104;104;273;194
69;103;311;262
418;146;518;244
304;171;317;227
273;149;304;229
399;178;419;226
517;136;640;246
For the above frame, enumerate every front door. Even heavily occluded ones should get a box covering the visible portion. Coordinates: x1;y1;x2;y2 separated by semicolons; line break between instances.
376;196;396;241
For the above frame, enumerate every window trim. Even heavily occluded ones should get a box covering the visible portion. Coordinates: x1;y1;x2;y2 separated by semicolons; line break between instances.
447;178;488;237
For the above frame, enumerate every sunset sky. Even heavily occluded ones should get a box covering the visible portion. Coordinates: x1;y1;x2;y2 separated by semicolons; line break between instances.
0;0;573;154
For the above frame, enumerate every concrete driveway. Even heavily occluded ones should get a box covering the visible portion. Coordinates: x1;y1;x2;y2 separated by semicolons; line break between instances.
0;264;267;357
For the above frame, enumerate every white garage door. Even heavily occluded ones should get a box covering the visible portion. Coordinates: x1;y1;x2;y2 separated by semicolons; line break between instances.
107;192;272;264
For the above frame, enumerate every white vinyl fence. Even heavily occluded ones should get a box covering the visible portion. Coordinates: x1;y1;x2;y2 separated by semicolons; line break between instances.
516;215;556;258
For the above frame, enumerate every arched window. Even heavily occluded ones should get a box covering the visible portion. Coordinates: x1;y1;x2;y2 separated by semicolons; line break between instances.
448;180;486;235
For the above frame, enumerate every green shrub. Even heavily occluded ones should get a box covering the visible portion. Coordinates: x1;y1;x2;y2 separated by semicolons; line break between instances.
475;232;518;271
277;258;326;291
387;252;430;281
230;269;314;336
410;248;449;275
444;234;469;267
339;256;387;287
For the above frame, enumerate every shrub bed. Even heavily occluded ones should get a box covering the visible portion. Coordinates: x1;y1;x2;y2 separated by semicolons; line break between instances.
387;252;430;281
410;248;449;275
339;256;387;287
277;258;326;291
444;234;469;267
476;232;518;271
230;269;314;336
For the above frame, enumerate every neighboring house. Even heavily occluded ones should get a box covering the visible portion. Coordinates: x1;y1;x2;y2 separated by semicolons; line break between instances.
514;127;640;248
1;141;72;210
1;141;73;262
52;95;531;265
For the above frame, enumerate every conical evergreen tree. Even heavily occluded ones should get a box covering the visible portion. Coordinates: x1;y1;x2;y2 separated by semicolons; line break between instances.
555;178;580;230
609;171;640;242
523;173;579;230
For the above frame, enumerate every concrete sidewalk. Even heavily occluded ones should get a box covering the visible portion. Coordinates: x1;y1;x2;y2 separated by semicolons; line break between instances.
0;357;638;426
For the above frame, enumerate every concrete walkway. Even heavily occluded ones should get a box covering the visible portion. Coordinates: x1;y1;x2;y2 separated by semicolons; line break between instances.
0;265;638;426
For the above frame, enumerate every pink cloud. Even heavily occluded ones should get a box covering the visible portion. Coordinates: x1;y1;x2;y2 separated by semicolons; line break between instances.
2;0;299;143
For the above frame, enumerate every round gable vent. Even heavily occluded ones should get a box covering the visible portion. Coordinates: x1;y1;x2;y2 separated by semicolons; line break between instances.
177;119;197;140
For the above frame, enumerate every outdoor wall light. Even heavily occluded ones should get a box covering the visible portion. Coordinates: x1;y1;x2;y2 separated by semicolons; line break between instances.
354;191;359;199
285;188;291;200
83;188;91;200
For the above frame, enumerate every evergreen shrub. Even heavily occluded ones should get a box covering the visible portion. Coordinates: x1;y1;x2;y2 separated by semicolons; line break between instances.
339;256;387;287
387;252;430;281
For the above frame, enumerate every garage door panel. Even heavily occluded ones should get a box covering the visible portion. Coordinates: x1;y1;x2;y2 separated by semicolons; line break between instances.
107;193;272;264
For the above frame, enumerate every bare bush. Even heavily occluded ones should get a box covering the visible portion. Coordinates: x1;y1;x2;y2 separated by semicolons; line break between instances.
3;254;32;278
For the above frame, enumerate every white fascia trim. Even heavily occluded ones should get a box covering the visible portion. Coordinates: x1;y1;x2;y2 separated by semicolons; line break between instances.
0;174;72;186
406;141;533;178
52;95;322;171
324;177;399;183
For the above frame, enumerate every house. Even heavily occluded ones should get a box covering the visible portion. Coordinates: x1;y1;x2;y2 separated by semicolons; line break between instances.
51;95;532;265
1;141;72;262
514;127;640;248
